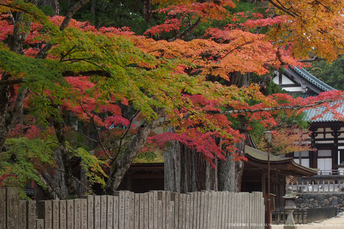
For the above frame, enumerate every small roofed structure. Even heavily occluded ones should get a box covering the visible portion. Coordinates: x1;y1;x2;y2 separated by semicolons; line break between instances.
242;146;318;209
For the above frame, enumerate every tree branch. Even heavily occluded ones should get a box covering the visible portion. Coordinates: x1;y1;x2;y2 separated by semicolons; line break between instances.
78;102;114;160
268;0;298;17
35;0;91;59
205;98;341;116
0;70;112;86
298;56;325;62
108;111;140;167
169;17;202;42
59;0;90;31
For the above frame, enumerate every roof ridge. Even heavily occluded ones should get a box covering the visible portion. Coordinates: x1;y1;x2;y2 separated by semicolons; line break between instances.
292;66;335;91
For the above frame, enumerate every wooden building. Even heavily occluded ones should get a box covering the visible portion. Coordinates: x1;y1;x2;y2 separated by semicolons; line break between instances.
119;146;317;209
242;146;316;209
274;67;344;178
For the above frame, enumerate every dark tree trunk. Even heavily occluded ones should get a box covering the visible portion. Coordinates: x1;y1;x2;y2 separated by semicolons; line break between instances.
90;0;97;24
143;0;152;23
53;119;77;196
0;73;11;152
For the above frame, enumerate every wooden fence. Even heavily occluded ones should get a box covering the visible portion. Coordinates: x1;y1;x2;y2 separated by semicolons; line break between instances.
290;180;344;194
0;187;265;229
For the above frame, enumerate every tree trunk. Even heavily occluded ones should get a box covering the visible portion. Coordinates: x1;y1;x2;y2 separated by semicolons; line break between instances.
143;0;152;23
218;140;245;192
164;140;181;192
164;141;218;193
53;119;77;197
104;108;164;195
90;0;97;24
53;149;69;197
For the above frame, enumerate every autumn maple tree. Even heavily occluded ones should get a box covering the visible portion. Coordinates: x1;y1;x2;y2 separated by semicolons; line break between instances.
1;0;344;198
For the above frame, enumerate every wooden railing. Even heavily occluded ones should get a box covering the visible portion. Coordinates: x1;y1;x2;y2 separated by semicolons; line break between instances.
272;207;337;224
290;180;344;193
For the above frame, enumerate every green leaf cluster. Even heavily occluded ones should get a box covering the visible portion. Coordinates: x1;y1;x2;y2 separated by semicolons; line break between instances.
0;138;56;199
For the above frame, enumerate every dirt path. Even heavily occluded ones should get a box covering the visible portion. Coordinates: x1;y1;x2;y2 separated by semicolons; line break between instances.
272;212;344;229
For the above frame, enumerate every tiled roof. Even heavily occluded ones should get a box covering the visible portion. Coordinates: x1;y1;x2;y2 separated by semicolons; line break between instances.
304;103;344;122
288;67;341;122
292;67;335;92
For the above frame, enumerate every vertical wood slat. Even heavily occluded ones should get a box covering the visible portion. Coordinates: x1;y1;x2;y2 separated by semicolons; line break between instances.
124;191;130;229
28;200;37;229
139;193;144;229
80;198;87;229
185;194;190;229
171;192;179;229
129;191;135;229
229;192;234;229
7;187;19;229
134;194;140;228
177;193;183;229
100;196;107;229
59;200;66;229
86;195;94;229
221;192;227;229
52;200;59;229
168;192;174;229
203;191;209;229
180;193;186;229
66;200;74;229
113;195;119;229
161;191;166;228
152;191;158;229
107;195;114;229
165;192;171;229
149;191;154;229
38;200;52;229
94;196;101;229
116;192;124;229
0;188;6;229
192;192;198;229
198;192;204;229
156;193;162;229
18;200;27;229
74;199;81;229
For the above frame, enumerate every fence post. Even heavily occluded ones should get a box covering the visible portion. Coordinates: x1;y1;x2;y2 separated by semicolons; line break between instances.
66;199;74;229
100;196;107;229
6;187;19;229
148;191;154;229
134;194;140;229
198;192;204;229
80;198;87;229
86;195;94;229
0;188;6;229
38;200;53;229
94;195;101;229
28;200;36;229
18;200;27;229
52;200;59;229
113;194;119;229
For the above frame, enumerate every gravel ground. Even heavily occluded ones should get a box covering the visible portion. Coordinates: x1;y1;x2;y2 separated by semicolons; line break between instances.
271;212;344;229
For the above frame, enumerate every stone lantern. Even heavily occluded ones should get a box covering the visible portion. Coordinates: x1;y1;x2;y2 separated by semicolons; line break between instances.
283;186;298;229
